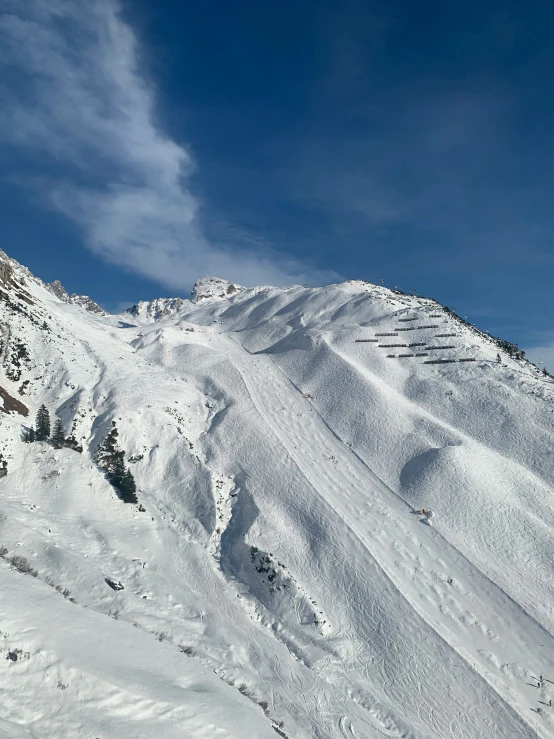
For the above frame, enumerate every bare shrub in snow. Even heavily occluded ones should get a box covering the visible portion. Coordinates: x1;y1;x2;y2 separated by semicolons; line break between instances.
9;555;37;576
55;584;72;598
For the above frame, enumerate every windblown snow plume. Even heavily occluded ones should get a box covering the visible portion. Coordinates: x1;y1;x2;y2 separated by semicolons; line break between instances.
0;0;336;289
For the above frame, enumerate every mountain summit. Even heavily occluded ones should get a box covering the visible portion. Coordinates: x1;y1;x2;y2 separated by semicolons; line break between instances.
190;275;245;302
125;276;245;323
0;249;552;739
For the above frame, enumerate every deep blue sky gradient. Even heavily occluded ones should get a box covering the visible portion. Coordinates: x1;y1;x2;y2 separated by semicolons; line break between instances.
1;0;553;361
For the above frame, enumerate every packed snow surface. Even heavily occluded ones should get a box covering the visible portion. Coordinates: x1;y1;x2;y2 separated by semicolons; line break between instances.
1;256;554;738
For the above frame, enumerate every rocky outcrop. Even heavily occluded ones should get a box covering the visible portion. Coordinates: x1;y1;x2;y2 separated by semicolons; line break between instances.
190;276;244;303
46;280;69;302
126;297;186;322
0;386;29;417
46;281;106;315
0;260;13;287
68;294;106;315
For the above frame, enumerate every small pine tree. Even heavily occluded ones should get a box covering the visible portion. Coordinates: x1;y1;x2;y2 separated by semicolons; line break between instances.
35;405;50;441
51;418;65;449
26;427;35;443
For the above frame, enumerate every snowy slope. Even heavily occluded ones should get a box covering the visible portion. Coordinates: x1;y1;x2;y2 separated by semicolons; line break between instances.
0;254;553;738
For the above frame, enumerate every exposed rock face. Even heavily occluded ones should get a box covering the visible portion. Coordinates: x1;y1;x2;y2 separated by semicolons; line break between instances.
0;260;13;286
68;294;105;315
125;278;245;323
46;282;106;315
0;386;28;417
190;276;244;303
46;280;69;302
126;297;185;322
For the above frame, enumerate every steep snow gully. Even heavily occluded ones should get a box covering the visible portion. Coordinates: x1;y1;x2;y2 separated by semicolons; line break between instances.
0;258;554;738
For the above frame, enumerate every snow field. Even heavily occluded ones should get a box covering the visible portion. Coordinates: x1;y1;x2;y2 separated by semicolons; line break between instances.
0;264;553;736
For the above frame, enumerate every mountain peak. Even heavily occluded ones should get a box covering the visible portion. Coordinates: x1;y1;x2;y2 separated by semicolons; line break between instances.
46;279;69;302
190;276;244;303
45;280;106;315
124;277;244;323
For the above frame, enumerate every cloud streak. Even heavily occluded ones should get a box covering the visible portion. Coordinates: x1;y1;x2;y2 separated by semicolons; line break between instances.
0;0;338;289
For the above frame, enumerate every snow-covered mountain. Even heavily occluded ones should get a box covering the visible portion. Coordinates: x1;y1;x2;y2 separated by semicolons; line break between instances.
0;249;553;739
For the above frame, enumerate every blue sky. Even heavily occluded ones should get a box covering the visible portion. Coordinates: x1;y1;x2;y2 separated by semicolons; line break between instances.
0;0;553;368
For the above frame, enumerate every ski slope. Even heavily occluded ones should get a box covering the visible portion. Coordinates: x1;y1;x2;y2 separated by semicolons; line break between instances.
0;255;553;738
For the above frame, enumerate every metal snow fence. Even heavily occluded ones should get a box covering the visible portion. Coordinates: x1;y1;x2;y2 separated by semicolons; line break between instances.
397;317;418;322
435;333;457;337
458;358;477;362
375;332;399;337
415;325;439;329
394;327;417;331
427;345;456;350
379;344;410;348
355;339;379;342
423;359;458;364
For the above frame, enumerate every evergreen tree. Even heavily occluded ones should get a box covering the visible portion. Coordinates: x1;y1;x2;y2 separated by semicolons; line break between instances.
35;405;50;441
51;418;65;449
95;425;119;472
26;427;35;443
120;468;138;504
96;422;139;505
108;451;126;488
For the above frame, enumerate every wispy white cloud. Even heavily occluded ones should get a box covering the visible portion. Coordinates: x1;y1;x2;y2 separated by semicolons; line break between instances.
0;0;338;289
